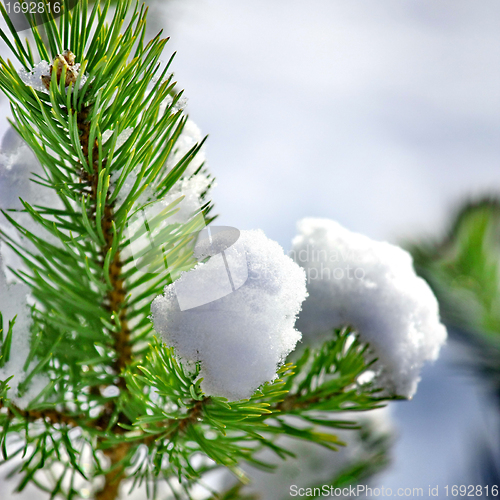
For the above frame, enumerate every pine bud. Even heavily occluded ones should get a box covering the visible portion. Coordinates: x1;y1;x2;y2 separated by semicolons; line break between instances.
41;49;79;90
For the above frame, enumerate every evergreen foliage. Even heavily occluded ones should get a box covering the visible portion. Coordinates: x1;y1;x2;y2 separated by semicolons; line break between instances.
408;198;500;401
409;198;500;337
0;1;394;498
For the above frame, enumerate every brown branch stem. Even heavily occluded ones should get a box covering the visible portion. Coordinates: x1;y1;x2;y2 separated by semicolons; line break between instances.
0;399;82;427
77;107;132;393
77;102;132;498
95;442;131;500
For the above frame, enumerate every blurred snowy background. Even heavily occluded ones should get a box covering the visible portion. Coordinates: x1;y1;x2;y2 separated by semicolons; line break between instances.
0;0;500;496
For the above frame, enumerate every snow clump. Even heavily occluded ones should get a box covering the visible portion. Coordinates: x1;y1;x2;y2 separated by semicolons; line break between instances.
18;59;88;93
151;229;307;401
17;61;52;92
291;218;447;399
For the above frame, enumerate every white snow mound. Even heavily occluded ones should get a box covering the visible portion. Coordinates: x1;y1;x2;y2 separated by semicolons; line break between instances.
291;218;447;399
151;229;307;401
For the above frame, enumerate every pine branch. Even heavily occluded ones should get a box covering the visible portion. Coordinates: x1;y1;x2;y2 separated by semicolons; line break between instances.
0;1;211;496
123;328;392;485
0;399;82;427
77;105;132;380
95;442;130;500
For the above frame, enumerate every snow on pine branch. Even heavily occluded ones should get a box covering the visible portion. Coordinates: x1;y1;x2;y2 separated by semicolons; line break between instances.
291;218;447;399
0;255;48;408
0;96;212;405
15;55;212;223
14;54;210;214
110;118;213;217
18;54;88;93
17;61;52;92
151;229;307;401
0;127;63;281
